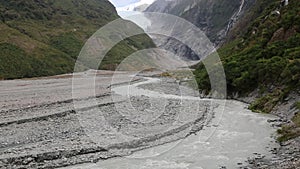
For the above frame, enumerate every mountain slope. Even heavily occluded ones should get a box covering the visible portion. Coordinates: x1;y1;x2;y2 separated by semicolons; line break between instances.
0;0;155;79
145;0;254;61
116;0;155;12
146;0;253;44
193;1;300;166
194;0;300;140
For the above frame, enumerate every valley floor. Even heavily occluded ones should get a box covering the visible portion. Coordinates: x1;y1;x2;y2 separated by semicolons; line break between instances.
0;70;291;168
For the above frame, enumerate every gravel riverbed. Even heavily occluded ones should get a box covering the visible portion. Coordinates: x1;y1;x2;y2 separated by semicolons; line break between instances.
0;71;291;169
0;71;214;168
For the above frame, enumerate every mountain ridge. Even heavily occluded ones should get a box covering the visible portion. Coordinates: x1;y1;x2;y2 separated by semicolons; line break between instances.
0;0;155;79
194;0;300;153
146;0;253;44
145;0;254;61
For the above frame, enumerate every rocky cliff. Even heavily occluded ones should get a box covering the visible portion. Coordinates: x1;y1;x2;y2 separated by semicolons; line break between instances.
145;0;254;60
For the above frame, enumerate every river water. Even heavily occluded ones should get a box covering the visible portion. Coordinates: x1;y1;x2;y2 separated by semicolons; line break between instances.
63;77;278;169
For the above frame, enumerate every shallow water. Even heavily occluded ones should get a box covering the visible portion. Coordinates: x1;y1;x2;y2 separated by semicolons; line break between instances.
63;77;278;169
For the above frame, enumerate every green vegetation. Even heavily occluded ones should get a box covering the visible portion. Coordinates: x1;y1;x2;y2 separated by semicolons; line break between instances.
278;102;300;142
194;0;300;141
0;0;155;79
195;0;300;96
249;88;289;113
101;34;156;70
0;43;74;79
50;33;84;59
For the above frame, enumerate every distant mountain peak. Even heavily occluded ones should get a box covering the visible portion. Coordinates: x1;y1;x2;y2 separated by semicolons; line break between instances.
117;0;156;12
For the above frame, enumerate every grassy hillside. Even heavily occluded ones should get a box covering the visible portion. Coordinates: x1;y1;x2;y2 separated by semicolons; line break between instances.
194;0;300;140
0;0;155;79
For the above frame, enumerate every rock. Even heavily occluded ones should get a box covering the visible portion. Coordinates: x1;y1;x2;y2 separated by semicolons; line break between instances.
23;157;34;165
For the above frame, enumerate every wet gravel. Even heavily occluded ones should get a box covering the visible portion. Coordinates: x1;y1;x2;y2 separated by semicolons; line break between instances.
235;90;300;169
0;71;214;168
1;71;298;169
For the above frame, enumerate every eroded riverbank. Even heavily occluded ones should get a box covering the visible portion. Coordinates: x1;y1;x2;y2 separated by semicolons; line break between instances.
0;71;279;168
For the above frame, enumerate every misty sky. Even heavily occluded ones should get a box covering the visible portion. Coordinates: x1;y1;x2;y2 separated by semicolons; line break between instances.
109;0;140;7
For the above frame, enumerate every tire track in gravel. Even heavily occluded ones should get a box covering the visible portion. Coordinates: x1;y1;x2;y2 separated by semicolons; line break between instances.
0;75;215;168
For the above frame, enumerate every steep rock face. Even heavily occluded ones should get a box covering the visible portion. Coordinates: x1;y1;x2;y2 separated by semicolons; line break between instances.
150;35;201;61
145;0;254;60
0;0;155;79
134;4;150;12
116;0;155;12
